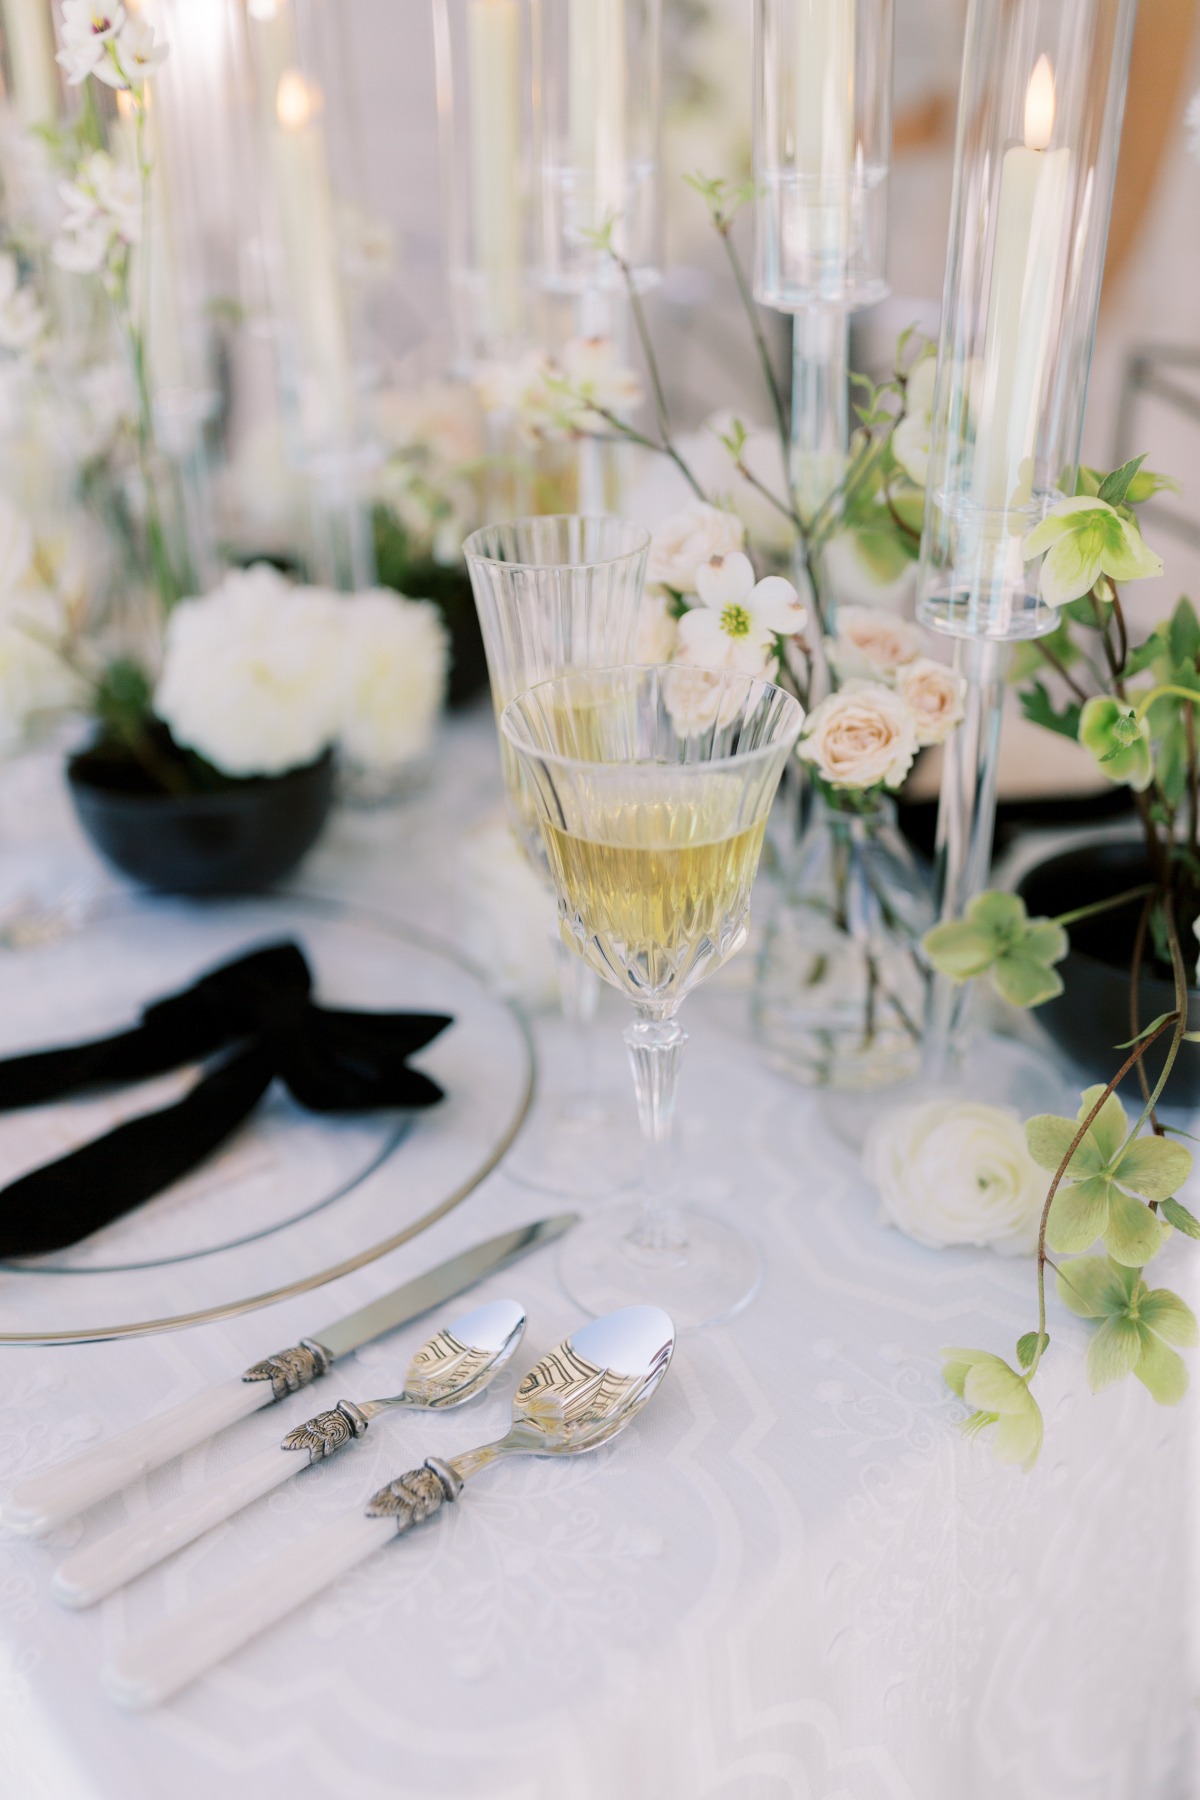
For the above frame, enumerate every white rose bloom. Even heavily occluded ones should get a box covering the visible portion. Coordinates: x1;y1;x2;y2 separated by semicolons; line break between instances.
155;564;343;777
635;590;678;664
647;502;745;594
895;656;967;747
866;1099;1047;1256
798;682;918;789
830;603;924;681
337;589;449;770
457;813;558;1009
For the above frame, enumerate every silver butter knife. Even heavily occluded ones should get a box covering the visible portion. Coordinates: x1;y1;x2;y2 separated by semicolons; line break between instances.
0;1214;576;1537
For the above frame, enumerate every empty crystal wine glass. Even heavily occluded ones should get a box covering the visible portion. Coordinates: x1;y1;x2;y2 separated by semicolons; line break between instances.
501;664;805;1329
464;516;650;1200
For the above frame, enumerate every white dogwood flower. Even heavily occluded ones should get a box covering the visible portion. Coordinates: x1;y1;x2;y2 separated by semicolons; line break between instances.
676;551;805;676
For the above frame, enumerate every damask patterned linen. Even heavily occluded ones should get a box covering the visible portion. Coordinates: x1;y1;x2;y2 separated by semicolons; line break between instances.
0;720;1194;1800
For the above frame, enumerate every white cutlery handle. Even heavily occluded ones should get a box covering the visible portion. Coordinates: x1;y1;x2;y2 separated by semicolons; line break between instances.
52;1442;308;1609
103;1461;461;1709
1;1379;274;1537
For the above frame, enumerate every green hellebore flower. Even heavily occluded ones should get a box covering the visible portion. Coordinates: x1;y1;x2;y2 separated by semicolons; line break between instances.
1077;695;1154;793
1022;497;1163;609
1026;1086;1192;1266
923;890;1067;1008
941;1347;1044;1470
1055;1254;1199;1404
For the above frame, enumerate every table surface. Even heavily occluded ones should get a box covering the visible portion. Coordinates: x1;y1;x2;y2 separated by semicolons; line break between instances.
0;712;1195;1800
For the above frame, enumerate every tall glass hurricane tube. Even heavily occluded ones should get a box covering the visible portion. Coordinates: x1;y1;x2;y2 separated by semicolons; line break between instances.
502;666;804;1329
916;0;1137;1079
464;517;649;1200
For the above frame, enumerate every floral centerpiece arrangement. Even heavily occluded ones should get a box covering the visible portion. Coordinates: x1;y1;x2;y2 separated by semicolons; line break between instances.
0;5;449;871
865;457;1200;1468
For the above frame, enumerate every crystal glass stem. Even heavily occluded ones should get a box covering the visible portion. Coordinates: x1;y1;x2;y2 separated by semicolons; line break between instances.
624;1014;688;1254
923;638;1009;1083
790;306;849;524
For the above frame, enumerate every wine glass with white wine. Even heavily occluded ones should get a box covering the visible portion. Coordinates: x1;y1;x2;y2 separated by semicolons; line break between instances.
501;663;805;1329
464;516;650;1201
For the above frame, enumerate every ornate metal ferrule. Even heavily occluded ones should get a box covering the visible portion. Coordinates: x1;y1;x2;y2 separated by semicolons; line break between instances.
365;1458;462;1532
281;1399;367;1464
241;1338;331;1403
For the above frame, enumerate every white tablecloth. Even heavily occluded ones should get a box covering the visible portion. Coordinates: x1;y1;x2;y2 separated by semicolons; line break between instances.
0;714;1195;1800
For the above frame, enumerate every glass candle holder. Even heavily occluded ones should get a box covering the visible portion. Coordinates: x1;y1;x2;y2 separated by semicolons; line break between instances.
529;0;662;295
431;0;534;371
752;0;893;313
916;0;1137;642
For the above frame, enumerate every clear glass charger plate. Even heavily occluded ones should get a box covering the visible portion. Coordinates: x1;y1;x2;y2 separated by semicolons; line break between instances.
0;893;533;1344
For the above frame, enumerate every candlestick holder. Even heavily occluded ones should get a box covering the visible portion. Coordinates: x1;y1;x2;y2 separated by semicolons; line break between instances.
916;0;1138;1081
243;0;376;590
530;0;662;515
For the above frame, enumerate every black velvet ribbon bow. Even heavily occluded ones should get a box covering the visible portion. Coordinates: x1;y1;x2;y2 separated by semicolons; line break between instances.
0;941;452;1258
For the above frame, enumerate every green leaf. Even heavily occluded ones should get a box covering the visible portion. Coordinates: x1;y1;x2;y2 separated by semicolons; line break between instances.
1114;1011;1177;1049
991;951;1064;1008
1111;1134;1193;1200
1103;1186;1166;1267
922;920;996;980
1139;1288;1200;1348
1055;1255;1135;1318
1133;1327;1189;1405
1168;596;1200;668
1046;1175;1112;1254
1087;1314;1142;1390
1161;1196;1200;1239
1097;454;1148;508
1019;679;1083;742
1016;1330;1046;1369
1026;1112;1092;1175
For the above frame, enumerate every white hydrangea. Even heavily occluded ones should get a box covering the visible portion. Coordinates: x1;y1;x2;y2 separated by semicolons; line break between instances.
155;564;343;778
336;589;449;770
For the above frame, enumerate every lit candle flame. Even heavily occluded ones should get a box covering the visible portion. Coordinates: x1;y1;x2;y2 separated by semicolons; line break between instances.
276;68;316;131
1024;54;1056;151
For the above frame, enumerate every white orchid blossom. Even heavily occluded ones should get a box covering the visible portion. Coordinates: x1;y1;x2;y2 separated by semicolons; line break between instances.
675;551;805;677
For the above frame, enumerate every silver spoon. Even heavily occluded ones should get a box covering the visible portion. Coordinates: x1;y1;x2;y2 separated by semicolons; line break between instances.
54;1299;526;1610
104;1304;676;1709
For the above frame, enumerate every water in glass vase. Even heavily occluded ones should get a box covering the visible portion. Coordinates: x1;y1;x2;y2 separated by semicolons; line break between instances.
542;791;766;1008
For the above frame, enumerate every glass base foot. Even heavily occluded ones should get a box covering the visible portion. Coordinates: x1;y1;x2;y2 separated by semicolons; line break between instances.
557;1202;761;1331
505;1104;640;1201
818;1030;1075;1152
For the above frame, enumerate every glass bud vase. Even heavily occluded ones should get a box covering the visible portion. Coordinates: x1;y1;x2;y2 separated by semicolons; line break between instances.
754;790;933;1089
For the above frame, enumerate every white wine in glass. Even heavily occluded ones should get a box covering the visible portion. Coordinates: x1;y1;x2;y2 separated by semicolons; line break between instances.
502;665;805;1329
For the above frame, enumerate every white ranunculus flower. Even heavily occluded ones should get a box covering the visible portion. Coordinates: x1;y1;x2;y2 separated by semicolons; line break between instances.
457;813;558;1009
866;1099;1047;1256
676;551;806;676
647;502;744;595
635;591;678;664
336;589;449;770
830;603;924;681
895;656;966;747
798;682;918;789
155;564;343;778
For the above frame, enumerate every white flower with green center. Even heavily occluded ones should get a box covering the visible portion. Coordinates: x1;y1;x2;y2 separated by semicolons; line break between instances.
675;550;804;677
1056;1255;1198;1404
1022;496;1162;608
1026;1086;1192;1266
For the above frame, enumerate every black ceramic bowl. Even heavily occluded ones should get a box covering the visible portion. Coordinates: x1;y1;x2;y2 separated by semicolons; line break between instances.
1016;839;1200;1107
67;744;336;896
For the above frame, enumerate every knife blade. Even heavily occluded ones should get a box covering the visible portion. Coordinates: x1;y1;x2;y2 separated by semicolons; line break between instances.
0;1213;576;1537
